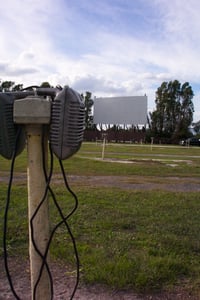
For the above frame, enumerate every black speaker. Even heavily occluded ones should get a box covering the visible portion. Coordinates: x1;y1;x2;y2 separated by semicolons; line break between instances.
0;93;26;159
50;86;85;160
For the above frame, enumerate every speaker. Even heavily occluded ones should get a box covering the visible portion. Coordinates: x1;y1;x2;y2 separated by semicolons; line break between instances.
50;86;85;160
0;93;26;159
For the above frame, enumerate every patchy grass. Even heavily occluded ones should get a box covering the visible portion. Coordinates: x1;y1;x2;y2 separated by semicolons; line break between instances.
64;188;200;292
1;142;200;177
1;142;200;294
1;182;200;293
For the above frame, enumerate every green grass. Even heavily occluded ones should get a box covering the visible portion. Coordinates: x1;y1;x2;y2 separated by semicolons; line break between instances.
0;185;29;256
1;142;200;295
1;142;200;177
81;141;200;156
64;188;200;292
1;183;200;293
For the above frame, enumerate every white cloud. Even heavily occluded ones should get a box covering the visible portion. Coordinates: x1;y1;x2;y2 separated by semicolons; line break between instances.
71;74;144;97
0;0;200;120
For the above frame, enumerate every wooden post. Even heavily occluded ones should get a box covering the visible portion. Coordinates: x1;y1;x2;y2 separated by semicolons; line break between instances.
14;97;51;299
27;124;51;300
151;137;154;151
102;137;106;160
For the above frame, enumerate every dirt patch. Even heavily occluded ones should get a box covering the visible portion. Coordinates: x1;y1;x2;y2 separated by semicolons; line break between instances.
0;257;198;300
56;174;200;192
1;170;200;192
1;171;200;192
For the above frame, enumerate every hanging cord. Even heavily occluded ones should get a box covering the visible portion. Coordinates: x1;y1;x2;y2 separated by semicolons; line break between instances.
3;127;23;300
32;127;80;299
29;128;54;300
58;159;80;299
3;126;80;299
32;128;54;299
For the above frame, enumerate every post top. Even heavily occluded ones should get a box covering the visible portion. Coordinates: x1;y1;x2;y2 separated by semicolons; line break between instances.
13;96;51;124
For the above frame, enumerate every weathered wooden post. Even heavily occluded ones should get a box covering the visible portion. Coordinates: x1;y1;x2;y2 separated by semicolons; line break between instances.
14;96;51;300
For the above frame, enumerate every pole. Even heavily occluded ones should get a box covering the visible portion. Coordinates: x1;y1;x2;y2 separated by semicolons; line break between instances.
151;137;154;151
102;137;106;160
26;124;51;300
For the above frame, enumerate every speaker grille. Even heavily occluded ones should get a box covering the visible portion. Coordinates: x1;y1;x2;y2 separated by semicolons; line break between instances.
50;87;85;159
0;94;25;159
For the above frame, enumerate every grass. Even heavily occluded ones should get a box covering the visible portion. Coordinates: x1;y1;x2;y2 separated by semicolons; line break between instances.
62;188;200;292
1;185;200;293
81;141;200;157
1;142;200;177
0;185;29;256
1;142;200;294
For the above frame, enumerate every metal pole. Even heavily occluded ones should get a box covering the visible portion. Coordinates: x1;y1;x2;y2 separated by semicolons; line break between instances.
26;124;51;300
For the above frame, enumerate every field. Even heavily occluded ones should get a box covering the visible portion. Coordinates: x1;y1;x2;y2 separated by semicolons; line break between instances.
0;142;200;299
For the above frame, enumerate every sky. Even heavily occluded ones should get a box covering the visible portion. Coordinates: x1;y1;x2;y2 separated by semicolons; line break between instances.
1;0;200;121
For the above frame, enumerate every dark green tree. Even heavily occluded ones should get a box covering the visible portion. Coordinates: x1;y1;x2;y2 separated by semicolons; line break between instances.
40;82;51;88
81;91;94;129
12;84;23;91
0;81;15;91
149;80;194;142
0;81;24;91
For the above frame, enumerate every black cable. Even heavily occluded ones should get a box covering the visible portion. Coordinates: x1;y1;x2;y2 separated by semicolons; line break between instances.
20;85;40;91
38;155;80;300
33;129;54;299
3;124;80;299
3;127;23;300
29;128;54;300
59;159;80;299
39;136;80;299
32;127;80;299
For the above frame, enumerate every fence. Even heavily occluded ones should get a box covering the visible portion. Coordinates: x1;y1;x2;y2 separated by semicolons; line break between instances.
84;129;146;143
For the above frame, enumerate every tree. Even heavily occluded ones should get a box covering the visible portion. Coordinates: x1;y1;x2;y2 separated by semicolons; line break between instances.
12;84;23;91
0;81;15;91
0;81;24;91
40;82;51;88
149;80;194;142
81;91;94;129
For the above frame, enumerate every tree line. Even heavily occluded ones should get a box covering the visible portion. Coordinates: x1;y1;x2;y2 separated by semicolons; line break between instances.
0;79;199;142
148;80;195;143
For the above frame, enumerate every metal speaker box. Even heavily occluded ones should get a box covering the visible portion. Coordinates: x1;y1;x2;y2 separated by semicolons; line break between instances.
50;86;85;160
0;93;26;159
